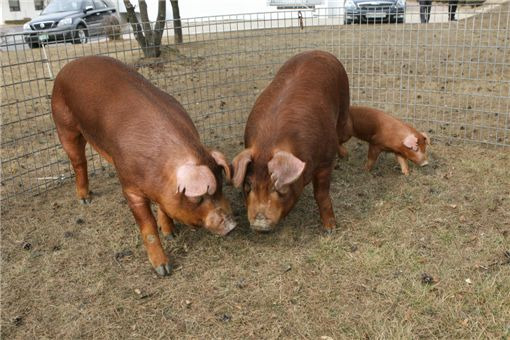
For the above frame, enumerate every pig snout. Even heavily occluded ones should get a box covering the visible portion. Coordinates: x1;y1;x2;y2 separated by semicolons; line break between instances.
205;209;237;236
412;150;429;167
418;153;429;167
250;213;276;232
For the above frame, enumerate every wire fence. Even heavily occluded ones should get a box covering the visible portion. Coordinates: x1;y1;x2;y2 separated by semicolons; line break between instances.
1;2;509;202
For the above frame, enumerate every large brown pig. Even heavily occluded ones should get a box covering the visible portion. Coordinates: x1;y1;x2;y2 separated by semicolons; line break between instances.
338;105;430;175
232;50;350;233
51;56;236;276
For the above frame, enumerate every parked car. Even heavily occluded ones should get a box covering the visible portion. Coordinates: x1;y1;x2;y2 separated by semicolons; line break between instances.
344;0;406;24
23;0;118;48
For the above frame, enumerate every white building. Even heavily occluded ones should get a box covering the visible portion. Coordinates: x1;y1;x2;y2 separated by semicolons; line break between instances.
1;0;339;25
1;0;45;24
115;0;338;21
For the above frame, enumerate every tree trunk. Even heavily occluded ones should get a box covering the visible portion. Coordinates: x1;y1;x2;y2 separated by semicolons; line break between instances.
123;0;166;58
170;0;183;44
153;0;167;49
138;0;153;45
123;0;148;53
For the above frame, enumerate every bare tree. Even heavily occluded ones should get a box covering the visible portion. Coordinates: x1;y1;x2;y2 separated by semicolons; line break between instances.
170;0;183;44
123;0;166;57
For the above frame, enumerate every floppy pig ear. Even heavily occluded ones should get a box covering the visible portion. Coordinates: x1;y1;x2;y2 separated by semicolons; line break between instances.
210;150;232;182
403;134;419;151
232;149;252;188
268;151;306;192
422;132;431;145
176;164;217;197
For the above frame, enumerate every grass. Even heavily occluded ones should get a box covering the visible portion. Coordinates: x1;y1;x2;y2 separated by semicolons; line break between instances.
1;142;509;338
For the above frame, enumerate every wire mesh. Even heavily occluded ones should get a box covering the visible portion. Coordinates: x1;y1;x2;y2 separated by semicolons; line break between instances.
1;2;509;202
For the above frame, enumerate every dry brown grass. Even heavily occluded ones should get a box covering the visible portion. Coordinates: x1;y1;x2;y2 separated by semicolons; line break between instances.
1;3;509;338
1;142;509;338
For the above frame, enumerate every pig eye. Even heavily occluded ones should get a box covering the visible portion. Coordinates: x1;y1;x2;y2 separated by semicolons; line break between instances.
243;181;251;193
275;186;289;196
188;196;204;205
271;186;284;196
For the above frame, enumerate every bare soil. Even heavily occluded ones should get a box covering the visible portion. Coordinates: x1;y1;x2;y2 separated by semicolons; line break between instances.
1;142;509;338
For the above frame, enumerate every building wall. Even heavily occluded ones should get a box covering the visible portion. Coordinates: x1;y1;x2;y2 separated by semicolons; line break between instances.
116;0;338;21
1;0;44;24
115;0;274;20
1;0;338;25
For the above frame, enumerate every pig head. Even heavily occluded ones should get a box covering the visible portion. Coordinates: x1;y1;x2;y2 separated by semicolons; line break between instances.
158;151;236;237
232;148;306;231
401;132;430;167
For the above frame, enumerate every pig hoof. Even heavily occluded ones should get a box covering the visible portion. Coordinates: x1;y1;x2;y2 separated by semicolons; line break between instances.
155;263;173;276
322;226;334;235
164;233;176;241
80;197;92;205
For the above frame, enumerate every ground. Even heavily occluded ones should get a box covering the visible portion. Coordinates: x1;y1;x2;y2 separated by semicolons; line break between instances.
1;142;509;338
1;2;510;339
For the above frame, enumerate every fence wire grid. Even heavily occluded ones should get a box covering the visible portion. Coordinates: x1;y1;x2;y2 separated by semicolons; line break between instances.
1;3;509;202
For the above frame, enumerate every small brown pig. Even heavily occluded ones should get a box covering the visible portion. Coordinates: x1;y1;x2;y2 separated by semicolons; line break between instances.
338;105;430;175
51;56;236;276
232;50;350;233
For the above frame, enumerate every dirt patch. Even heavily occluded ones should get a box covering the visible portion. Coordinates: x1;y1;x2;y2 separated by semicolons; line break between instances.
1;142;509;338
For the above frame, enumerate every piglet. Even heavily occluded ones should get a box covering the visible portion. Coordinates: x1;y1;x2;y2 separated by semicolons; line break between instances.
338;105;430;175
51;56;236;276
232;50;350;233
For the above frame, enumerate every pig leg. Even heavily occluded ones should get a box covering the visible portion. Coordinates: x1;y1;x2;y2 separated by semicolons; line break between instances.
395;154;410;176
312;166;336;233
157;206;177;240
124;192;172;276
59;131;91;204
338;144;348;158
365;144;381;171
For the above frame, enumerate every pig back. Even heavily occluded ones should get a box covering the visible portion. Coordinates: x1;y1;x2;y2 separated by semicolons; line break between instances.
245;51;349;172
52;56;201;165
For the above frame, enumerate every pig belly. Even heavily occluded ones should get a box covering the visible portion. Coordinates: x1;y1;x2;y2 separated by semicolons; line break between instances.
82;134;114;164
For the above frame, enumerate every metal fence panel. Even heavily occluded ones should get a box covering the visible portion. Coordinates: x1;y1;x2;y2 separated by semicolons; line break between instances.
1;3;509;202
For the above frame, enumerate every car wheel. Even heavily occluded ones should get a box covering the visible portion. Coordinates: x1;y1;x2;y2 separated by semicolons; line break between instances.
72;25;88;44
344;19;353;25
28;42;40;49
397;18;405;23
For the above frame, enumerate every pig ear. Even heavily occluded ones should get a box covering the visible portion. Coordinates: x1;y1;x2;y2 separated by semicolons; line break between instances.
268;151;305;192
422;132;431;145
176;164;217;197
232;149;252;188
210;150;232;183
403;134;419;152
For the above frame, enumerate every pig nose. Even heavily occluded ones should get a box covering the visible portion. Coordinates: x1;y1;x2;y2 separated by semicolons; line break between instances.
206;209;237;236
221;216;237;235
251;213;275;232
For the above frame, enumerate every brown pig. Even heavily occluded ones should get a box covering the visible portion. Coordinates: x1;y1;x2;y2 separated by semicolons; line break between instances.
232;50;350;233
51;56;236;276
338;105;430;175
